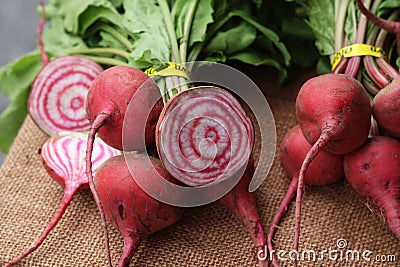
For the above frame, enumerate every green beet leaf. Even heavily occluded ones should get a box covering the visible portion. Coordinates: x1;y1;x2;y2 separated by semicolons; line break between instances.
0;0;293;153
123;0;171;69
0;53;43;153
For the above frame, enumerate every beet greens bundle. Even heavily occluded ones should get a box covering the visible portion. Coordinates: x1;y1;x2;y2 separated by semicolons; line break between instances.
0;0;295;266
0;0;291;154
290;0;400;89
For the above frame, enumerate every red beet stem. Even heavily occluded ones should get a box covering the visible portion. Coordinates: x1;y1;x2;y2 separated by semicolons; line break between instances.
294;133;330;263
268;177;298;267
356;0;400;54
118;235;141;267
4;189;77;267
86;112;113;267
38;0;49;65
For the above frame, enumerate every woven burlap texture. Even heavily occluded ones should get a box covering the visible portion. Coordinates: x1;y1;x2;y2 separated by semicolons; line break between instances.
0;70;398;266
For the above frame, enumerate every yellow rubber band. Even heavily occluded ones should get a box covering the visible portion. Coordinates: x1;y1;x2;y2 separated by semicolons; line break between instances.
331;44;386;70
144;62;191;80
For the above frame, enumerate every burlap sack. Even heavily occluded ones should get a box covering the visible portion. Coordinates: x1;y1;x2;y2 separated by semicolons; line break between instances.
0;68;398;266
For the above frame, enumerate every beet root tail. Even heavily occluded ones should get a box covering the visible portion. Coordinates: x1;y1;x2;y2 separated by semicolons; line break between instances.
118;234;141;267
294;133;329;260
218;160;267;267
4;192;76;267
268;177;298;267
86;113;113;267
381;193;400;240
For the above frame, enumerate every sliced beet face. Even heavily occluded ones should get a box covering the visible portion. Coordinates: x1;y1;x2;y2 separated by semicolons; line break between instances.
29;56;103;136
156;86;254;186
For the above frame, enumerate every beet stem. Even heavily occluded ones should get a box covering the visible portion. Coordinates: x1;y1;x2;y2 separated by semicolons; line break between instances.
344;2;369;78
294;133;330;265
4;189;77;267
268;177;298;267
86;113;113;267
356;0;400;34
38;0;49;65
356;0;400;55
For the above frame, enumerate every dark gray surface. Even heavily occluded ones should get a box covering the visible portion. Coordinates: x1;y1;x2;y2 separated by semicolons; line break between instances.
0;1;41;164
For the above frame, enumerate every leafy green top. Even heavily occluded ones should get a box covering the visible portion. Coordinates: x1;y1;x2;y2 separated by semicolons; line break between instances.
0;0;292;153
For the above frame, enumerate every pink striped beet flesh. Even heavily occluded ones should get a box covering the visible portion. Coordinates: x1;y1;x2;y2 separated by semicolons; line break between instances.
28;56;103;136
4;131;119;267
156;86;254;186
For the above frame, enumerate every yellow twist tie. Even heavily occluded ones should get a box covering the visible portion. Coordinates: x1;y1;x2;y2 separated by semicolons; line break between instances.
331;44;385;70
145;62;191;80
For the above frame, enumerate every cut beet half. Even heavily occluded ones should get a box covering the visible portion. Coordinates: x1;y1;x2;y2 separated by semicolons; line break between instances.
4;131;119;266
28;56;103;136
156;86;254;186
